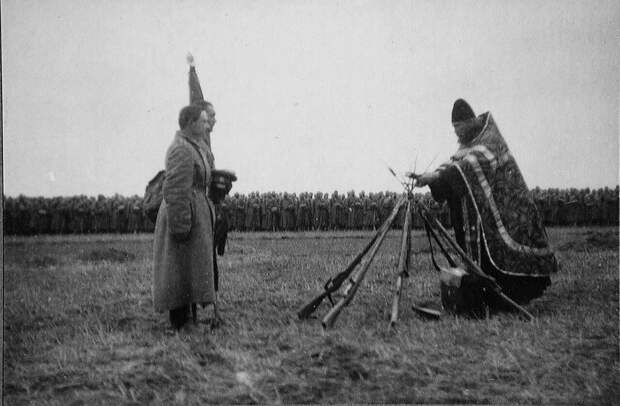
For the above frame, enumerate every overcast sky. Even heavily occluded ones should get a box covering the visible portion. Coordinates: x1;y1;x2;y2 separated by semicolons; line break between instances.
2;0;618;197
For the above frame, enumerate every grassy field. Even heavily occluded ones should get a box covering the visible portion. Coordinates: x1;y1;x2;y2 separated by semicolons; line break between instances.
3;227;619;405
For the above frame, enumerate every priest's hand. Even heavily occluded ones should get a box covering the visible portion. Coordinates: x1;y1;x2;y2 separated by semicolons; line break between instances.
414;171;439;187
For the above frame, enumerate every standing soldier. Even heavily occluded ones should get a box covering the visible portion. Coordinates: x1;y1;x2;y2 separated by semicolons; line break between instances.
118;199;129;233
109;196;119;233
329;190;342;230
243;193;252;231
319;192;331;230
17;196;32;235
244;194;252;231
362;192;373;230
610;186;619;226
58;197;70;234
583;189;595;226
93;195;106;233
308;192;316;231
541;190;553;226
353;192;364;230
84;196;96;234
5;197;15;235
592;189;606;226
574;189;586;226
285;192;298;231
43;198;53;234
260;193;270;231
312;192;321;230
226;194;236;231
317;193;329;230
35;197;51;235
342;191;353;230
269;193;281;231
296;192;309;231
369;193;381;230
602;187;615;226
549;189;560;226
4;197;15;235
373;192;384;230
152;104;220;330
126;196;136;233
132;196;144;233
270;193;279;231
556;192;568;226
410;193;423;230
290;193;300;231
220;195;232;232
338;193;348;230
381;192;395;228
251;192;262;231
281;192;291;230
235;194;246;232
71;197;85;234
28;198;41;235
329;191;342;230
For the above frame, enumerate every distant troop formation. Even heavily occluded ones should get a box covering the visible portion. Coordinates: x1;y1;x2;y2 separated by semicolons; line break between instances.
4;195;149;236
4;186;618;236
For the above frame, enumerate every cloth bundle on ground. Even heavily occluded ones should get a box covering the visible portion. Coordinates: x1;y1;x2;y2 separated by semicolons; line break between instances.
429;111;558;306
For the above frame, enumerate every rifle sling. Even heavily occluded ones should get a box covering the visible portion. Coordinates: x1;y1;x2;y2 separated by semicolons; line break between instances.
419;205;457;269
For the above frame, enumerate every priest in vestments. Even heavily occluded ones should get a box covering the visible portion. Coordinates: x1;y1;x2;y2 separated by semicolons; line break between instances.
413;99;558;305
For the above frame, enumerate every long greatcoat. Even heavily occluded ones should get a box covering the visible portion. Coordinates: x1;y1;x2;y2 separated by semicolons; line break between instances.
153;131;215;312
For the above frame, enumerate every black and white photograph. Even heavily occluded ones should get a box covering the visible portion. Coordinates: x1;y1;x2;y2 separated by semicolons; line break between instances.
2;0;618;404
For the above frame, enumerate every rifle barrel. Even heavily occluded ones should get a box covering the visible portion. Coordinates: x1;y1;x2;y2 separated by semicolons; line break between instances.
322;195;407;329
389;200;412;331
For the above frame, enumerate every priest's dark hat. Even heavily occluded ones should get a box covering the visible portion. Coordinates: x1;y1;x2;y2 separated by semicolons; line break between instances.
451;99;476;123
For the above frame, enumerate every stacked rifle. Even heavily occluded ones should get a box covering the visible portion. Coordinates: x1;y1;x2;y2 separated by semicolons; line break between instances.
297;191;414;330
297;176;534;330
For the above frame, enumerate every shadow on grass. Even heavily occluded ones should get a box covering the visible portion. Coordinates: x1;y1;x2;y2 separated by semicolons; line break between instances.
557;229;619;252
533;274;618;314
26;255;61;267
78;248;136;263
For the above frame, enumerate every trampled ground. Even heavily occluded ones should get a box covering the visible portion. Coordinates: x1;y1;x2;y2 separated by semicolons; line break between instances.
3;227;619;404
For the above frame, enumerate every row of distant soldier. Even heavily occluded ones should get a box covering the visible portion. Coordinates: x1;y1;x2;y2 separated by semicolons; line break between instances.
4;186;618;235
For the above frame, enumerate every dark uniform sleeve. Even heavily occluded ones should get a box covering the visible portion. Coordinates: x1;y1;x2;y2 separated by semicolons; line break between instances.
429;164;467;203
164;144;194;238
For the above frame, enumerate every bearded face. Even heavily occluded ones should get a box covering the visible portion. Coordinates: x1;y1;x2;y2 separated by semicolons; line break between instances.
453;117;482;144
